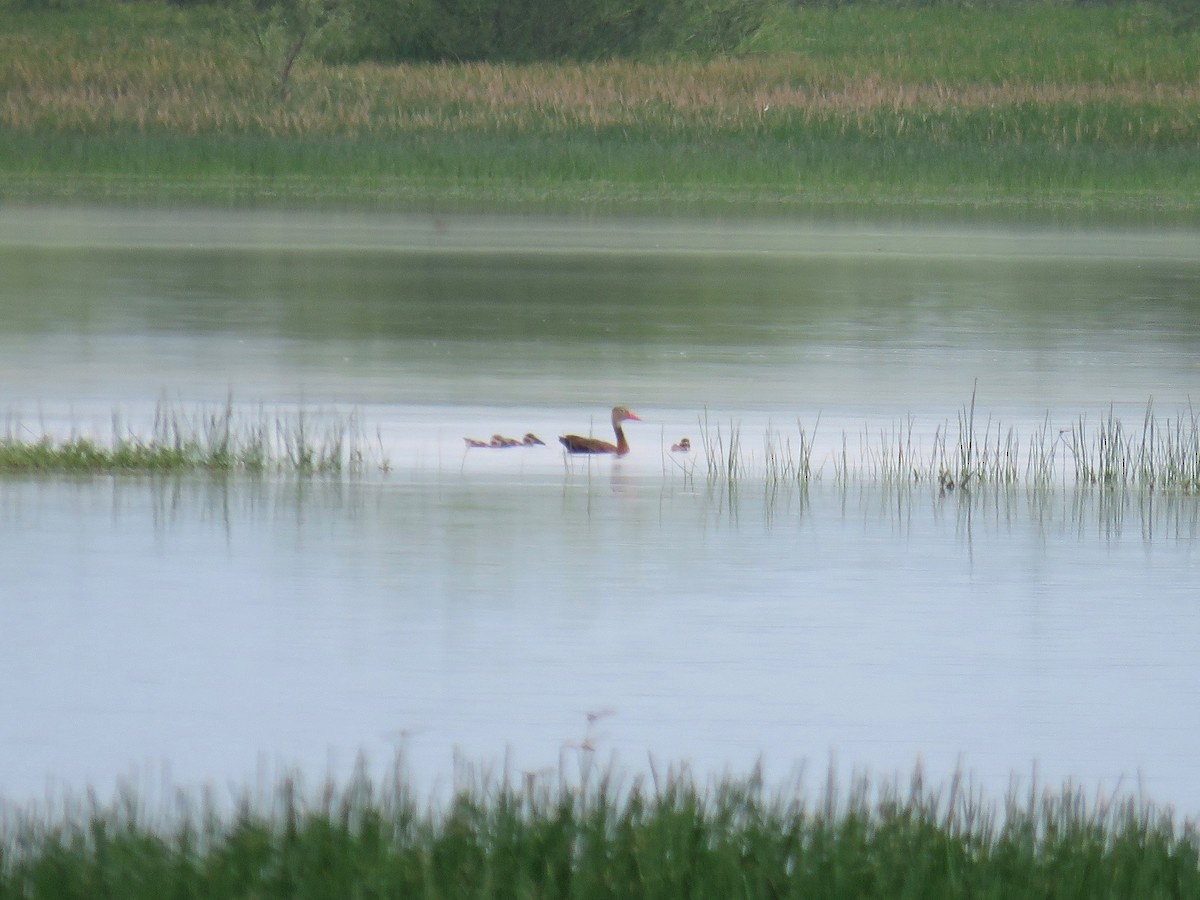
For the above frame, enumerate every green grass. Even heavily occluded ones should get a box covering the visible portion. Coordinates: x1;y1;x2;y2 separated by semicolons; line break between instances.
696;398;1200;492
0;758;1196;899
5;397;1199;488
0;400;382;474
0;0;1198;216
746;2;1200;83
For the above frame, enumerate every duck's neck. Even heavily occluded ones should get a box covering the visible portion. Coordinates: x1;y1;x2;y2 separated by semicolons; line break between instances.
614;423;630;455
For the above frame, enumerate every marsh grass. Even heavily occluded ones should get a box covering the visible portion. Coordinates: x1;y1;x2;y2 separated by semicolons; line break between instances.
1056;401;1200;492
1;1;1198;211
0;399;374;475
5;396;1200;490
697;399;1200;494
0;756;1197;899
698;411;746;482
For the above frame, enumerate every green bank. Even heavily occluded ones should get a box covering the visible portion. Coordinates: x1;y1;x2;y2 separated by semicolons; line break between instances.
1;0;1198;218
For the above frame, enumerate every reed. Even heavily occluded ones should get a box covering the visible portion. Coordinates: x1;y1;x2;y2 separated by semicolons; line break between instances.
0;399;374;475
698;411;745;482
694;399;1200;494
1025;413;1060;489
863;415;923;484
1066;400;1200;492
0;756;1197;899
762;418;816;486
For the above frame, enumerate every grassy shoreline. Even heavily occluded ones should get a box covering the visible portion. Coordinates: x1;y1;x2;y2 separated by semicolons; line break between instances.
2;758;1197;899
2;1;1198;218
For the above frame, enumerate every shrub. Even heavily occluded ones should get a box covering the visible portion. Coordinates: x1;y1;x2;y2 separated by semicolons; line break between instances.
322;0;778;62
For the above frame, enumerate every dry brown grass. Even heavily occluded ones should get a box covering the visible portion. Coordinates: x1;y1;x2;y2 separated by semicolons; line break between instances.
3;11;1198;141
6;50;1200;142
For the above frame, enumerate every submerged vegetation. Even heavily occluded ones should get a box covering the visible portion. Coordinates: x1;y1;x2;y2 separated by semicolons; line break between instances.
0;756;1197;899
0;0;1197;213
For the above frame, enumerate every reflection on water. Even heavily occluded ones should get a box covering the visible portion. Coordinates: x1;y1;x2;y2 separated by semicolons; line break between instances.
2;473;1199;812
7;470;1196;543
2;209;1199;417
2;208;1199;816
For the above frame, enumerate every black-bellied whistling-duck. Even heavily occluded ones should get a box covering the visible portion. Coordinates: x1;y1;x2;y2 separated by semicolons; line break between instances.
671;437;691;453
491;434;521;448
464;437;490;448
522;433;546;446
559;406;641;456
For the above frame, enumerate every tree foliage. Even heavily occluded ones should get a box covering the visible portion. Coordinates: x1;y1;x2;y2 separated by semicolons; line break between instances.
319;0;778;63
226;0;347;98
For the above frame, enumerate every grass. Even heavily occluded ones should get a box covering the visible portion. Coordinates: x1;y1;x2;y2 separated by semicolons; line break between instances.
696;397;1200;493
5;396;1199;489
1065;400;1200;490
0;756;1196;899
0;1;1198;215
0;399;383;475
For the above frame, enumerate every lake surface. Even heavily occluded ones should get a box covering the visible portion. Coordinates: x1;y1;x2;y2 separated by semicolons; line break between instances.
2;206;1199;816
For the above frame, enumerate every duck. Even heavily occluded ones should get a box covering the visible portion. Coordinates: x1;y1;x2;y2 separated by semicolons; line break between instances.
559;406;641;456
465;432;546;448
671;437;691;453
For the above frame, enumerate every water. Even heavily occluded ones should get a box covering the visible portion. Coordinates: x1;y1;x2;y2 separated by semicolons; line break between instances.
2;206;1199;815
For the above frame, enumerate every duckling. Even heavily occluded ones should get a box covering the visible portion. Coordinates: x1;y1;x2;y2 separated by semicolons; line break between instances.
671;437;692;453
466;432;546;449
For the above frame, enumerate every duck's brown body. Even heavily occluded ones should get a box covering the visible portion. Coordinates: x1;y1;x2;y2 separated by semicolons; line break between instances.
559;406;641;456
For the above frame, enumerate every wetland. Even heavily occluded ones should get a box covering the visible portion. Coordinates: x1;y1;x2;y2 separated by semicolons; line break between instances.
5;0;1200;889
2;206;1199;818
